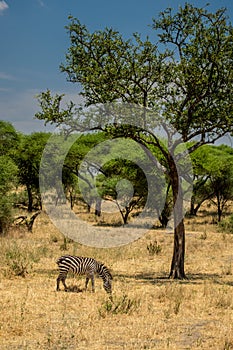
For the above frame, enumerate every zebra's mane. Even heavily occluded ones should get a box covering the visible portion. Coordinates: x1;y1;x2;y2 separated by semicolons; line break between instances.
97;262;113;280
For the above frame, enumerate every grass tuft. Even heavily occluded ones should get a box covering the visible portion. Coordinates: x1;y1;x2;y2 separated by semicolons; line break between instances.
147;240;162;256
99;294;141;317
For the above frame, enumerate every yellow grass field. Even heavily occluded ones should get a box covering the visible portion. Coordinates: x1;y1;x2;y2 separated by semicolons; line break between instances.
0;209;233;350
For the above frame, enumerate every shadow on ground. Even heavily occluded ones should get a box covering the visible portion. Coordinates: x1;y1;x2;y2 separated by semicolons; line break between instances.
115;271;233;286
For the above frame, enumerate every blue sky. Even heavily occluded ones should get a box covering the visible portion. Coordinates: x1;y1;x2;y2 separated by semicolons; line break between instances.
1;0;233;134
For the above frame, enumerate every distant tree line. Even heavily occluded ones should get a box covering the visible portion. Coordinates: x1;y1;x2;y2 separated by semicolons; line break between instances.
0;119;232;234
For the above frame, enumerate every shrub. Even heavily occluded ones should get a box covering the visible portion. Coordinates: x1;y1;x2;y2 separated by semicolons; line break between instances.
3;242;40;278
219;215;233;234
0;156;18;234
147;240;162;256
0;196;13;234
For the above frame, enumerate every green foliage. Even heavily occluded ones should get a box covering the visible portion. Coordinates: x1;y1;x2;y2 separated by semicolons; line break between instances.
0;155;18;233
153;4;233;143
0;156;18;193
190;145;233;219
219;215;233;234
60;17;164;108
63;132;108;209
0;197;13;234
36;90;76;126
16;132;51;211
97;158;148;224
12;189;28;208
0;120;20;157
36;5;233;145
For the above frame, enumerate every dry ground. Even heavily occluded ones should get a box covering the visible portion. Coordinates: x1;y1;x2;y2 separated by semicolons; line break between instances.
0;209;233;350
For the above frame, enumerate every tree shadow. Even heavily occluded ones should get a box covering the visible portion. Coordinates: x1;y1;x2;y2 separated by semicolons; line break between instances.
115;271;233;287
37;268;233;288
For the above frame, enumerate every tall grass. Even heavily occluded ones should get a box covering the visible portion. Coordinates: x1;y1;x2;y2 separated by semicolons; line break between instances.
1;240;41;277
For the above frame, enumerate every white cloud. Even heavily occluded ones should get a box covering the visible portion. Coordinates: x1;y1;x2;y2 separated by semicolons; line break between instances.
0;88;83;134
0;87;11;92
37;0;45;7
0;1;8;13
0;72;16;81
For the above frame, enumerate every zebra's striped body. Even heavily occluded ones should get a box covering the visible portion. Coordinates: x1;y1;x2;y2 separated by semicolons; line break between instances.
56;255;113;294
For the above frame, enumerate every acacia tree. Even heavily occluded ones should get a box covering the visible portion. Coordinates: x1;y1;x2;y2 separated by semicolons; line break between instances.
16;132;51;212
97;158;148;225
63;132;108;214
190;145;233;218
205;146;233;222
36;4;233;279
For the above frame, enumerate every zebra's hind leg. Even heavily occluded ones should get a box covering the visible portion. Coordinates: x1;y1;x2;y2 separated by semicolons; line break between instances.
85;276;89;291
90;274;95;292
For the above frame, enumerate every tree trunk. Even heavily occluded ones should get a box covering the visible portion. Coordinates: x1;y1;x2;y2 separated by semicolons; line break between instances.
168;156;187;279
27;184;33;212
27;211;41;232
189;199;202;216
169;219;186;279
189;196;196;216
123;207;130;225
95;198;101;217
69;191;75;210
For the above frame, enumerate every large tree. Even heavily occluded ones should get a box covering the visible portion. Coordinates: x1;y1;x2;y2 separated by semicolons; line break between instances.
36;4;233;278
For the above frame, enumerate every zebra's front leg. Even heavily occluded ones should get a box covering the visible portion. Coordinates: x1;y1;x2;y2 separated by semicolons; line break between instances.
56;276;61;291
57;274;68;291
61;276;68;291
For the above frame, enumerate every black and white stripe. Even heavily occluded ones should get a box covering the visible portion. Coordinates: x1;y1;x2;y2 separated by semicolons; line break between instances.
56;255;113;294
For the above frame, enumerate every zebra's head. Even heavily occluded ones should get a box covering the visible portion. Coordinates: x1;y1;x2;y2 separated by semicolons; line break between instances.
100;265;113;294
103;275;112;294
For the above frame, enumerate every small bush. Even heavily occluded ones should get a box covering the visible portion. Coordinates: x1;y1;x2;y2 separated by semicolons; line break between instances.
147;240;162;256
60;237;68;251
50;234;59;243
200;230;207;240
219;215;233;234
3;242;40;278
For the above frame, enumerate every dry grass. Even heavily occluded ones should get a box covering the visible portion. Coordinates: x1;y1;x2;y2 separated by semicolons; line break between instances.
0;209;233;350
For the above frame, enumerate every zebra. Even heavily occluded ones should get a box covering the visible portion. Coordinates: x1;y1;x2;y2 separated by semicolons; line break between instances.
56;255;113;295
